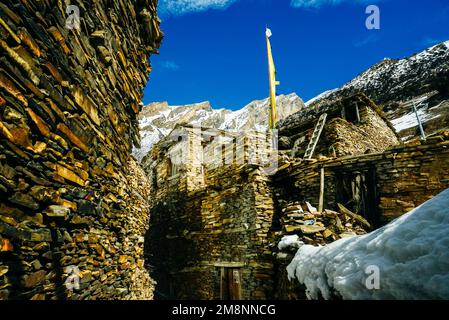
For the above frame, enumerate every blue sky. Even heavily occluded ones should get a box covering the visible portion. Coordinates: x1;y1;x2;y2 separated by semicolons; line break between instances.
143;0;449;110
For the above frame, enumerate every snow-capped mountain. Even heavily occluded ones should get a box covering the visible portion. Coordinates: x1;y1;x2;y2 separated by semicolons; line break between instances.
303;41;449;140
133;93;305;161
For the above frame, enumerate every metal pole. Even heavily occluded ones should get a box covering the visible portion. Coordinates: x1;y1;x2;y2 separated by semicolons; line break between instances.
412;101;426;140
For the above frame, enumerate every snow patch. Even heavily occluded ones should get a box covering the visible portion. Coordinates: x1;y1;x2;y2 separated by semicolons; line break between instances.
278;235;303;251
286;188;449;300
305;89;337;106
391;109;441;132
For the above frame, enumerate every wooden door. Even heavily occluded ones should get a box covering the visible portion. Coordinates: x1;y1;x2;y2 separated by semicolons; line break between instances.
336;168;379;226
220;267;242;300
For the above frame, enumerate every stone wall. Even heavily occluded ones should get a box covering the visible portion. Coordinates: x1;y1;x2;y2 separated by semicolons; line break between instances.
144;125;275;197
146;164;275;300
275;131;449;226
0;0;162;300
270;132;449;300
325;105;400;157
144;128;449;300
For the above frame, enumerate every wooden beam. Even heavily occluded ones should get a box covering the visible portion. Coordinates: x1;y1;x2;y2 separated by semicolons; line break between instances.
318;167;325;212
337;203;372;229
220;267;224;300
214;262;245;268
355;102;361;123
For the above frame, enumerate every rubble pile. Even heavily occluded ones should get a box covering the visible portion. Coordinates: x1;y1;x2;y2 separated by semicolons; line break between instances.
279;201;371;246
272;200;371;300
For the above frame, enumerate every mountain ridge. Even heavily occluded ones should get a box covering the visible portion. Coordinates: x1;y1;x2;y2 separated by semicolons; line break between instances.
133;93;305;161
297;41;449;140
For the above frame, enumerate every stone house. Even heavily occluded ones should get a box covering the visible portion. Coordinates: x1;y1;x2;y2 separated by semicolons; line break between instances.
0;0;162;300
143;124;275;196
278;93;400;158
143;125;276;299
143;97;449;300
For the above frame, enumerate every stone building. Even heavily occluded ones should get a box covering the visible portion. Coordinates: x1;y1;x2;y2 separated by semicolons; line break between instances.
145;96;449;300
279;93;400;158
271;130;449;299
144;125;276;299
143;124;275;195
274;131;449;228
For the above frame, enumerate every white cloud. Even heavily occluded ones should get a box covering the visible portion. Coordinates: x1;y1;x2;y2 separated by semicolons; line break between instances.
291;0;373;8
158;0;377;17
159;0;237;17
160;60;180;71
353;34;380;47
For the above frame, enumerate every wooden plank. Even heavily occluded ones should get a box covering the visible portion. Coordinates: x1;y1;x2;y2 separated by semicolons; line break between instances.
355;102;361;122
318;167;325;212
228;268;242;300
214;262;245;268
220;267;225;300
337;203;372;229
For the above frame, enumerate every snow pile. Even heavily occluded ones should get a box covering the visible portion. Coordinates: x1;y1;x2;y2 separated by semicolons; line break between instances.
286;188;449;300
278;235;303;251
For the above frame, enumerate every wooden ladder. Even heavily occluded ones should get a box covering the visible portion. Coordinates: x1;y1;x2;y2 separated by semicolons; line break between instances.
303;113;327;160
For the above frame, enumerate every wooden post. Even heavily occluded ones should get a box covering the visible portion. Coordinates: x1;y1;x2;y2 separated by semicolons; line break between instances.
341;106;346;120
355;102;361;123
220;267;225;300
229;269;242;300
318;167;325;212
412;101;426;140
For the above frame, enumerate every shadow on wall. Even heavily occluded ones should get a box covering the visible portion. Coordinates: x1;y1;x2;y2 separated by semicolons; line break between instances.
144;200;172;300
48;228;67;300
2;252;25;300
144;193;200;300
2;224;67;300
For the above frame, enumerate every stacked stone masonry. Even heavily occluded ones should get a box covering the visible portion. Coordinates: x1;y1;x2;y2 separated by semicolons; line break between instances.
146;163;276;300
275;131;449;227
144;123;281;299
282;94;400;158
148;124;449;299
0;0;162;300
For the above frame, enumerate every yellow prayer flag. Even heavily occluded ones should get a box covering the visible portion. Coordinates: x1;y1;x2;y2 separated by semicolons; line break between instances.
266;28;279;129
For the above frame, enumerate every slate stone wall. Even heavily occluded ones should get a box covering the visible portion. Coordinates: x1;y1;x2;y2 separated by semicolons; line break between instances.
0;0;162;300
275;132;449;226
146;164;275;300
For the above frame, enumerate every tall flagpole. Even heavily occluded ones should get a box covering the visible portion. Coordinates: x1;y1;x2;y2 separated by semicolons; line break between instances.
266;27;279;130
